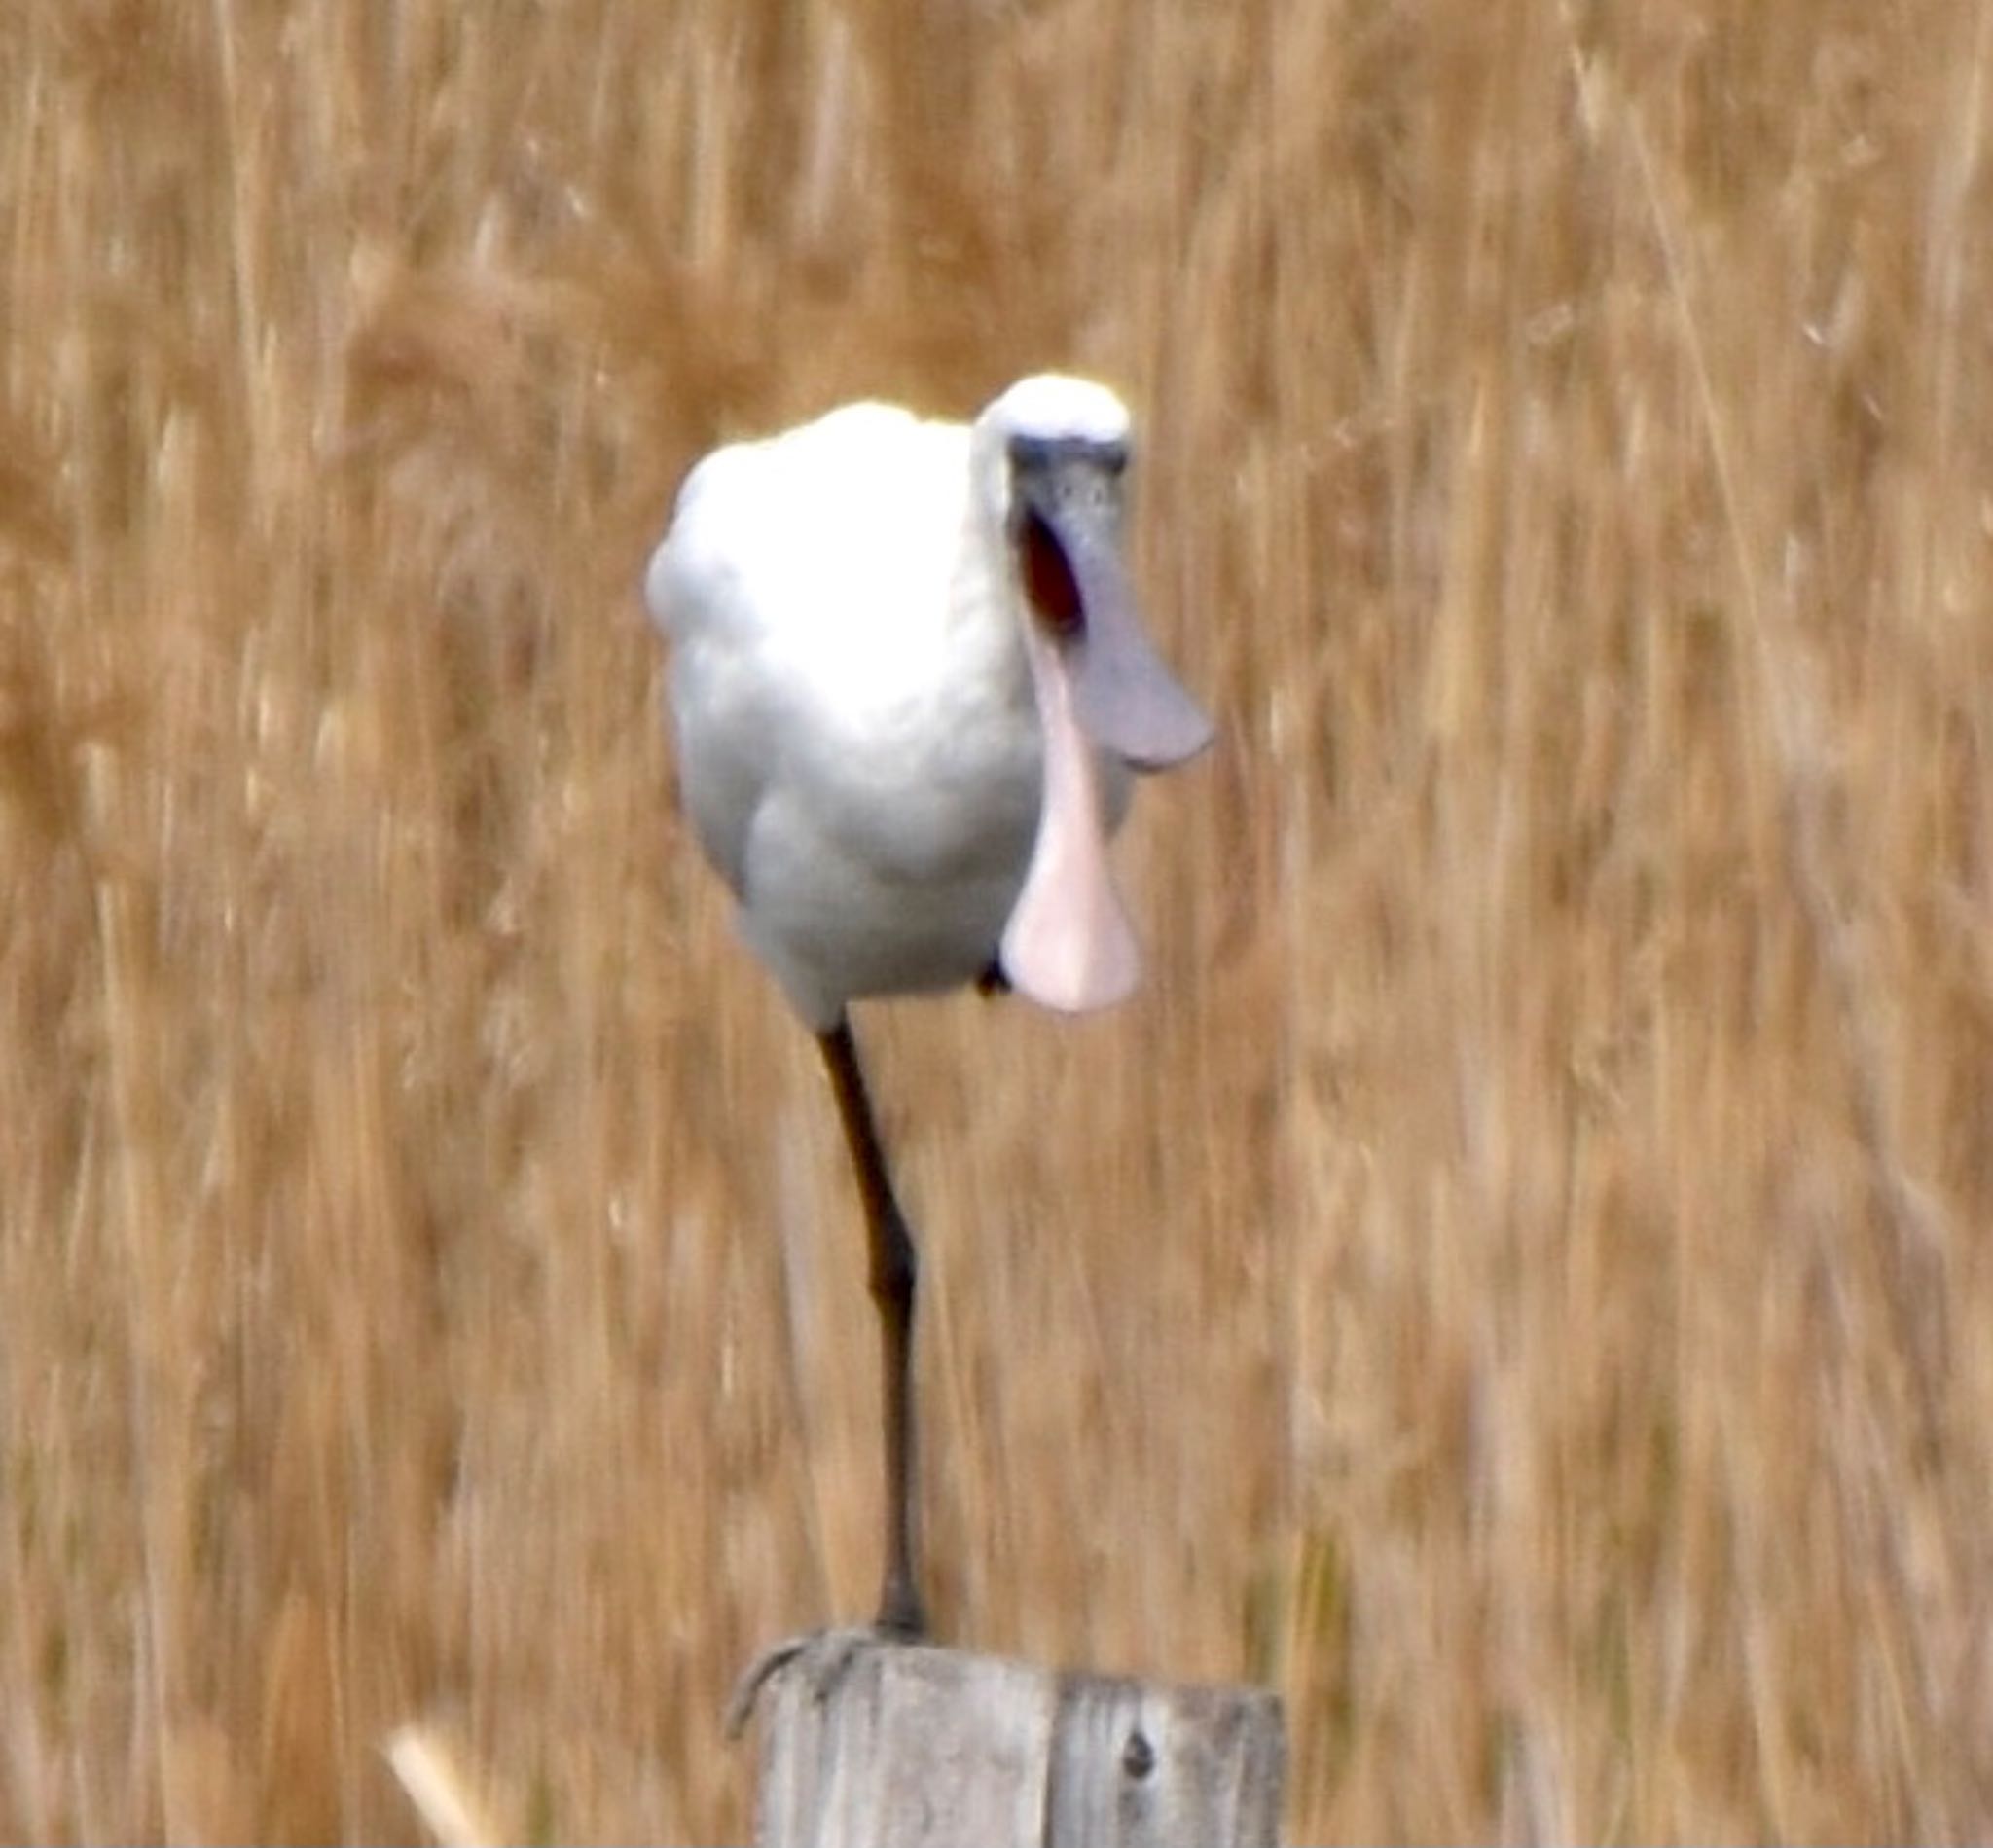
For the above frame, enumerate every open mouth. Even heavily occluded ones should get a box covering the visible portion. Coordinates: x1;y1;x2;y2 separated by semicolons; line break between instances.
1018;506;1085;639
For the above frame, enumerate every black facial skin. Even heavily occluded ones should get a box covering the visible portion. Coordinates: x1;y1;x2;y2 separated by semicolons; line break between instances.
1006;433;1129;479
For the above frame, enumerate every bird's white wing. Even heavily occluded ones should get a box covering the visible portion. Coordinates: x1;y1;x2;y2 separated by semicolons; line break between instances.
647;438;837;896
645;407;980;899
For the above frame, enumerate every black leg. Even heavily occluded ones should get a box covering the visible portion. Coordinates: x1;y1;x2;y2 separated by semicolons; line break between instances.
817;1016;928;1638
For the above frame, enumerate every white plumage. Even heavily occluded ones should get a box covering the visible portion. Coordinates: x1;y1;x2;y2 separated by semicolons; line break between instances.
643;374;1210;1638
646;374;1209;1029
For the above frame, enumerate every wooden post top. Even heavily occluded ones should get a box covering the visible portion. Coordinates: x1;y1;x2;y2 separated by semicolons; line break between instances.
742;1633;1286;1848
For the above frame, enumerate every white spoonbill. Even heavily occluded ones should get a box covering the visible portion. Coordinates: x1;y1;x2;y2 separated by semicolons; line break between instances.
645;373;1211;1637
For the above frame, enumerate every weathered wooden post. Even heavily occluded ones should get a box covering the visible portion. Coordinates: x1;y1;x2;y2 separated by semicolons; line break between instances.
737;1636;1285;1848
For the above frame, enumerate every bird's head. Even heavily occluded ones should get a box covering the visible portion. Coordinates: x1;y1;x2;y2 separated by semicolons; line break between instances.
971;375;1214;1014
976;377;1213;772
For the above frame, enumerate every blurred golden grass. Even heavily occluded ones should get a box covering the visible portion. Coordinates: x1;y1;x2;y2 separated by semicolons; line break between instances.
5;0;1993;1836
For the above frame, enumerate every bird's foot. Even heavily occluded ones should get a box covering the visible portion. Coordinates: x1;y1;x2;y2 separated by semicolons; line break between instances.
723;1621;924;1740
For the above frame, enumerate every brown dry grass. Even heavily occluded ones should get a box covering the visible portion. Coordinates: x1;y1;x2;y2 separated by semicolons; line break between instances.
5;0;1993;1838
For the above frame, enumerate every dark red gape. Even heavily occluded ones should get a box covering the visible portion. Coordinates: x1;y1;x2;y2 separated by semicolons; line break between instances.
1019;509;1084;636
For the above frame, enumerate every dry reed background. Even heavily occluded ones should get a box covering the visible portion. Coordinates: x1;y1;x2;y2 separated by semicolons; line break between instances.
4;0;1993;1838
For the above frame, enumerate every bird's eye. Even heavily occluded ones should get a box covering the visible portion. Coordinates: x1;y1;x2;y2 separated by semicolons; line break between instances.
1008;434;1129;481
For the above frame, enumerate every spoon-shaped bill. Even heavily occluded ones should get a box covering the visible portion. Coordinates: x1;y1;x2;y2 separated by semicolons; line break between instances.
998;618;1143;1013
